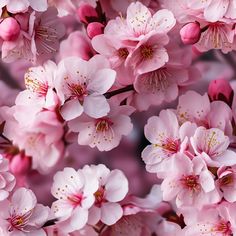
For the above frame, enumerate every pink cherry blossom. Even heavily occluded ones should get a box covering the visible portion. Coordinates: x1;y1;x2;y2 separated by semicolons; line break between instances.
2;107;64;173
217;166;236;202
183;203;236;235
191;126;236;167
68;101;134;151
0;0;48;14
125;33;169;75
0;155;15;201
51;167;99;233
176;91;233;135
142;109;196;177
59;31;95;61
0;187;50;235
55;55;116;121
49;0;97;16
2;7;65;64
105;1;176;41
161;154;221;208
83;164;128;225
187;0;236;22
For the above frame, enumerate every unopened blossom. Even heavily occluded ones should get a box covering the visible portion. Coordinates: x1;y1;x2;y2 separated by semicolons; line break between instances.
0;17;20;41
0;155;15;201
68;101;134;151
161;154;221;208
55;55;116;121
0;187;50;235
191;127;236;167
51;167;99;233
83;164;129;225
180;22;201;45
208;78;233;104
142;109;196;178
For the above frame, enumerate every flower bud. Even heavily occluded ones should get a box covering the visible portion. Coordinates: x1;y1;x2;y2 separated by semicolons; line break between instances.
77;4;98;24
0;17;20;41
180;22;201;45
87;22;104;39
9;154;31;175
208;79;233;103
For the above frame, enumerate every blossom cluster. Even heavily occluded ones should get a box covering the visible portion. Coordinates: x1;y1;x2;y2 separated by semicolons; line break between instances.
1;0;236;235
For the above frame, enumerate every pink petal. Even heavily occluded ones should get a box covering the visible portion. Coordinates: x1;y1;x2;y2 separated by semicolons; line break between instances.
60;99;83;121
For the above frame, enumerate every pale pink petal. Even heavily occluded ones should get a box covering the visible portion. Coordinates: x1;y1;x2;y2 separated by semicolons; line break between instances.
60;100;84;121
28;0;47;11
100;202;123;225
204;0;229;22
150;9;176;33
83;95;110;118
7;0;29;13
105;170;128;202
88;69;116;94
126;2;151;36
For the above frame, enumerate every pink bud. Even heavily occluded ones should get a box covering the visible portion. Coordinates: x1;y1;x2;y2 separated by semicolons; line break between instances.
208;79;233;102
9;154;31;175
77;4;98;24
180;22;201;45
0;17;20;41
87;22;104;39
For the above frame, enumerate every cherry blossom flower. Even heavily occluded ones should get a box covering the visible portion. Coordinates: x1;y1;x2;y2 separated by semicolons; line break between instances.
161;154;221;208
0;155;15;201
49;0;97;16
68;101;134;151
186;0;236;22
51;167;99;233
55;55;116;121
125;33;169;75
177;91;233;136
191;126;236;167
2;7;65;64
0;187;50;235
105;1;176;41
2;107;64;173
217;166;236;202
83;164;129;225
0;0;48;14
142;109;196;177
183;203;236;235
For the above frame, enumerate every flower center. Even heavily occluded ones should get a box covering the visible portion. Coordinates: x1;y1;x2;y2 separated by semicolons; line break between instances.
144;68;171;93
220;174;234;186
95;119;113;132
117;48;129;59
25;76;48;97
155;137;180;156
67;83;88;101
180;175;200;191
94;186;105;207
67;194;83;207
214;221;232;235
140;45;153;59
8;211;32;232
